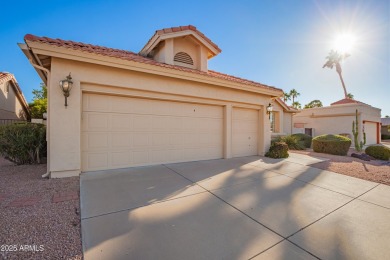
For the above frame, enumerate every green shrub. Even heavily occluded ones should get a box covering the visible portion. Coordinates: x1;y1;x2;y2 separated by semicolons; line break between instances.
265;142;289;158
0;123;46;164
365;145;390;160
273;135;305;150
312;134;351;156
381;134;390;140
291;133;312;148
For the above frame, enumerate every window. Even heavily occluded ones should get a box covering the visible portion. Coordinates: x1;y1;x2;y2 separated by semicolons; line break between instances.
270;112;276;133
270;111;280;133
174;52;194;66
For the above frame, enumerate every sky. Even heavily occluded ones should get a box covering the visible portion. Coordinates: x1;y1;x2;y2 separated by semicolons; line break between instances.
1;0;389;116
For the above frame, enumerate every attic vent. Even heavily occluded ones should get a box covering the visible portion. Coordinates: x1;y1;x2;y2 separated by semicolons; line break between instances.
174;52;194;65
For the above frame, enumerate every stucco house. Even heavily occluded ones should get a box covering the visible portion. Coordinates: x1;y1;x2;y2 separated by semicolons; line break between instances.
0;72;30;124
19;25;286;178
293;98;381;145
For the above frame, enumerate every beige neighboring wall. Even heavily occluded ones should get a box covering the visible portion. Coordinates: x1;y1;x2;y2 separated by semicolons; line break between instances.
293;103;381;145
0;74;29;121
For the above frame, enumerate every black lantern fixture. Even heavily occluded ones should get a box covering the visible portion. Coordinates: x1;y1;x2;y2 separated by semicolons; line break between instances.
59;73;73;107
266;103;273;119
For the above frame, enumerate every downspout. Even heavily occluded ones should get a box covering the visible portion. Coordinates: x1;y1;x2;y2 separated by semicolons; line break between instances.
28;59;51;178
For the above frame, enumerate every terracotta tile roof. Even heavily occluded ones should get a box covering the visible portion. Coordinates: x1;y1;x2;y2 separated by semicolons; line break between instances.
330;98;366;106
24;34;282;94
145;25;221;53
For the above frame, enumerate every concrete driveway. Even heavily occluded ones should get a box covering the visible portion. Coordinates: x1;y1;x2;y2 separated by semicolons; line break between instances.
80;154;390;260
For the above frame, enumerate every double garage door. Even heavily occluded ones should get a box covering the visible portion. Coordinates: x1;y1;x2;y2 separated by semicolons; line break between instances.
82;93;258;171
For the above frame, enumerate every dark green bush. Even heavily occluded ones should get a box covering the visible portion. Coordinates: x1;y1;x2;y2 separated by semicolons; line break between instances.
0;123;46;164
265;142;289;158
381;134;390;140
312;134;351;156
291;133;312;148
273;135;305;150
365;145;390;160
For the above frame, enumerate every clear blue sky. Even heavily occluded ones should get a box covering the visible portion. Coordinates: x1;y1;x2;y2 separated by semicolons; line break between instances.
1;0;389;116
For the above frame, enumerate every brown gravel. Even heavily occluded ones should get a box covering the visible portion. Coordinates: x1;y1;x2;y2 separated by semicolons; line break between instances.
0;157;82;260
290;149;390;186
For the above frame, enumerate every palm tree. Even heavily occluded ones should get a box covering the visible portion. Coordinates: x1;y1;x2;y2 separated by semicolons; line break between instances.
283;92;291;103
347;93;354;99
323;50;349;99
289;89;300;104
292;101;301;109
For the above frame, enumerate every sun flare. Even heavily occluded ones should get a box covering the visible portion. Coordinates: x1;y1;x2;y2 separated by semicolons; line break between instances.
332;33;357;54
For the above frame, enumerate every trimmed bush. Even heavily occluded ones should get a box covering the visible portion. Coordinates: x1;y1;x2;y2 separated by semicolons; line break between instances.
265;142;289;158
273;135;304;150
291;133;312;148
0;123;46;164
381;134;390;140
365;145;390;161
312;134;351;156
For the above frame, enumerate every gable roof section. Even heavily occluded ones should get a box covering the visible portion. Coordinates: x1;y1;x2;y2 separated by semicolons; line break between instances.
275;98;299;113
139;25;221;58
0;72;30;116
331;98;367;106
24;34;282;95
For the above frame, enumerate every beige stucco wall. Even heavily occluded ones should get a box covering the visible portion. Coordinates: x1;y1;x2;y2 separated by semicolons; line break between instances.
0;80;26;120
269;101;294;136
48;57;273;177
293;104;381;145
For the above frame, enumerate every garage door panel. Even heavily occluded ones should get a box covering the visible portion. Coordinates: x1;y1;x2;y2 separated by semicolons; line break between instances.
232;108;258;157
112;133;132;148
111;114;131;131
82;93;223;171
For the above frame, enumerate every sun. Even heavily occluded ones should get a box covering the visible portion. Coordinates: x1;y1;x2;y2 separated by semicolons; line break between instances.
332;33;357;54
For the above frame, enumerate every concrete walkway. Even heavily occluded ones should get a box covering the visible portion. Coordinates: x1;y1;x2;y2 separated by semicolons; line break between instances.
80;154;390;260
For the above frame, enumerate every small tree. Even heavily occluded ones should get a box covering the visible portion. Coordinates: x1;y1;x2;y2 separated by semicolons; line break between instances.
304;100;323;109
347;93;354;99
29;83;47;119
283;92;291;103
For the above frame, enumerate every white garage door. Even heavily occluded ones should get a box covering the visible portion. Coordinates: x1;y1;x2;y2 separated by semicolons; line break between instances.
81;93;223;171
232;108;259;157
364;122;377;145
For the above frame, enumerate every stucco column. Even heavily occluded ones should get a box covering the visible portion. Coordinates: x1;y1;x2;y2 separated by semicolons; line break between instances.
259;107;271;155
48;59;81;178
224;104;232;158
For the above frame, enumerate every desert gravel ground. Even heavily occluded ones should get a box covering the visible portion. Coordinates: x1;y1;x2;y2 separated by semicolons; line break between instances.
291;149;390;186
0;157;82;260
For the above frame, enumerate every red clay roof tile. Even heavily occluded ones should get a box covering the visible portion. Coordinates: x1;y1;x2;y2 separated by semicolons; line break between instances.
331;98;366;106
24;34;282;94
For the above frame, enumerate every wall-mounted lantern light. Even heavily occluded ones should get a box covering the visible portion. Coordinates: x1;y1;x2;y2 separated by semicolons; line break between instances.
266;103;273;119
59;73;73;107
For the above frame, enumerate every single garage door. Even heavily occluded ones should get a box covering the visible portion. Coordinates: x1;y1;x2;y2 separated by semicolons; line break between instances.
81;93;223;171
232;108;258;157
364;122;377;145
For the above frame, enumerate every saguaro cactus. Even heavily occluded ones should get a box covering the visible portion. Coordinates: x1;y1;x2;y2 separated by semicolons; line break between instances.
352;109;366;152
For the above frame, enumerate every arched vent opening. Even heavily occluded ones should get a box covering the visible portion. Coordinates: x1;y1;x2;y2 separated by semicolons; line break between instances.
174;52;194;65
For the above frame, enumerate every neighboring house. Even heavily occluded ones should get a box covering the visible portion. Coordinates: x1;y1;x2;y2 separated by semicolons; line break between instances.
19;25;284;178
0;72;30;124
381;118;390;136
270;98;299;138
293;98;381;145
